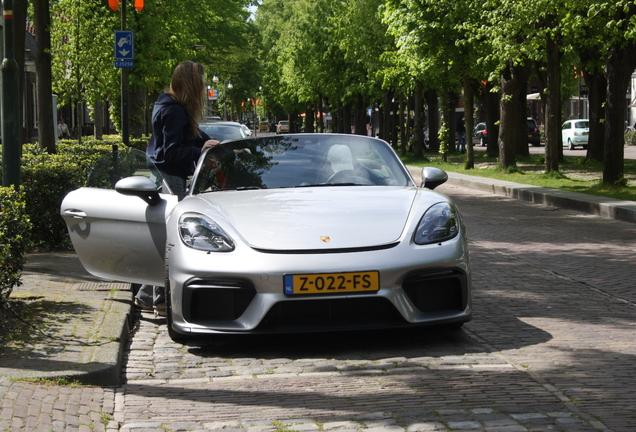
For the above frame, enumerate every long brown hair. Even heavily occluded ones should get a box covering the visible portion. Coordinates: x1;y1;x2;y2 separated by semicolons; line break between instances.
166;61;205;138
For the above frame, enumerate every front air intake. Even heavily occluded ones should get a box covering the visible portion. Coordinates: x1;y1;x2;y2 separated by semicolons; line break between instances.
183;278;256;322
402;269;468;313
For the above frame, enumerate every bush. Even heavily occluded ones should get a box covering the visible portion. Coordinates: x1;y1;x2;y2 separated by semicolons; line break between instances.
625;130;636;146
20;153;92;249
99;134;149;152
1;136;150;252
0;187;31;304
20;142;141;249
0;138;149;300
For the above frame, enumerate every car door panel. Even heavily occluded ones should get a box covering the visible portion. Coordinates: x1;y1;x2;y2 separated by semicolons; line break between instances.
61;187;178;286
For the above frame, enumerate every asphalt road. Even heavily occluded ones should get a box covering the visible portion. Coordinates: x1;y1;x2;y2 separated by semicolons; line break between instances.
114;181;636;432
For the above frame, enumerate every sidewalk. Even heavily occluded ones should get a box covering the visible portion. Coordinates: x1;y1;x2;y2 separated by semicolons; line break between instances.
1;170;634;387
0;253;133;386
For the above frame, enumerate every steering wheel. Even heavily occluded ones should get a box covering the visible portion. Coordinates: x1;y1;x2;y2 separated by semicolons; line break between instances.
325;169;374;185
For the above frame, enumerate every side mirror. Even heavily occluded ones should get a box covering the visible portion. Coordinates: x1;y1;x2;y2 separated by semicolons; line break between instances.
115;176;162;206
420;167;448;190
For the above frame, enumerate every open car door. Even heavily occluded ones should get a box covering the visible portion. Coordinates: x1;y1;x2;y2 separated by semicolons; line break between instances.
60;149;178;286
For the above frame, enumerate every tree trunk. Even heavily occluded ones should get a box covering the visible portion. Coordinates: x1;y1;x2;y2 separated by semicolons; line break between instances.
380;89;393;143
34;0;55;153
413;81;425;158
442;90;459;160
478;82;500;157
603;41;636;184
290;111;299;133
390;97;399;148
398;94;407;154
318;96;324;133
424;89;439;152
544;32;561;173
580;62;606;162
93;100;103;140
304;102;315;133
354;93;366;136
129;87;147;138
516;90;530;157
498;59;530;169
342;102;352;134
515;62;532;157
463;75;474;169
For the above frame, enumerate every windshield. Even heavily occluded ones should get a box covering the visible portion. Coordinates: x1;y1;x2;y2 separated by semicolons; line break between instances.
191;134;412;194
199;123;246;142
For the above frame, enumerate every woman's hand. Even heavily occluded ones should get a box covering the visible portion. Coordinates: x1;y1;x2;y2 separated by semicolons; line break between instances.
201;139;221;152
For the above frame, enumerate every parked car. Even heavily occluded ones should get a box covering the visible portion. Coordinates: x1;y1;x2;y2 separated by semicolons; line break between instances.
241;124;253;136
198;121;247;143
276;120;290;134
527;118;541;146
562;119;589;150
473;122;487;146
259;121;269;132
61;134;472;344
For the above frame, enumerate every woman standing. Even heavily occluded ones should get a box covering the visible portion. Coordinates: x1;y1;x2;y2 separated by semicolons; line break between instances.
136;61;220;314
146;60;220;199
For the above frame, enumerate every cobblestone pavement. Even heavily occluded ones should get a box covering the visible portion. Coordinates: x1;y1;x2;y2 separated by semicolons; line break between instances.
2;182;635;431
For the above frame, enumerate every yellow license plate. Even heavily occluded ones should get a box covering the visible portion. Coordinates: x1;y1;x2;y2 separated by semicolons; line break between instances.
284;271;379;294
528;134;533;138
583;132;589;135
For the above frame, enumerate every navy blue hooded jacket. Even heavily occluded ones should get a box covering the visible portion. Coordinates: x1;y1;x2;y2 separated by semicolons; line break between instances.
146;93;210;178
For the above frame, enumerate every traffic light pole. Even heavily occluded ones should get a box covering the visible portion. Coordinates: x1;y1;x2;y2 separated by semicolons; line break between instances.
120;0;129;147
2;0;21;188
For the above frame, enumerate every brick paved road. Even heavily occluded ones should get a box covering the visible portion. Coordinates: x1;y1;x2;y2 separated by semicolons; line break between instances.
2;182;635;431
110;183;635;431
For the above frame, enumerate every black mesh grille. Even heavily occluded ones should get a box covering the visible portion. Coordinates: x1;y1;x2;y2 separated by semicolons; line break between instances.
257;297;406;332
402;270;467;313
183;279;256;322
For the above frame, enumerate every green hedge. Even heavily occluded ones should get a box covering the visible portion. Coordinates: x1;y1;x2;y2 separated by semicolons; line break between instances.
0;187;31;304
0;137;150;304
0;139;147;250
20;142;117;249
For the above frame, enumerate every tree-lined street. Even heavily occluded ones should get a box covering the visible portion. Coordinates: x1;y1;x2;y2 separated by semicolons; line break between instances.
109;182;636;431
4;181;633;431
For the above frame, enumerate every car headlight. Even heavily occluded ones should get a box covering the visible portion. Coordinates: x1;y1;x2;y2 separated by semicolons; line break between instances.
414;202;459;245
179;213;235;252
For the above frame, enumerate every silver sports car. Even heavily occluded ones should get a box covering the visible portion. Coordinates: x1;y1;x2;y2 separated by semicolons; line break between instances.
61;134;471;343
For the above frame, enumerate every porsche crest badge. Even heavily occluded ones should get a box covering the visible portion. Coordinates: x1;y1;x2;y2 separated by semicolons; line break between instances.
320;236;331;243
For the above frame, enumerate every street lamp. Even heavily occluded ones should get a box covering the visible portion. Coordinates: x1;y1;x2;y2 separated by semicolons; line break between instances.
212;74;232;120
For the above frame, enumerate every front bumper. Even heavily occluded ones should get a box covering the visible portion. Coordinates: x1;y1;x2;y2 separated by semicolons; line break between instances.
167;236;471;335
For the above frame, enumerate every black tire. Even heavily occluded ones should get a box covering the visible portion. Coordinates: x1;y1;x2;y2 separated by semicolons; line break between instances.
130;283;141;297
480;136;486;147
568;139;574;150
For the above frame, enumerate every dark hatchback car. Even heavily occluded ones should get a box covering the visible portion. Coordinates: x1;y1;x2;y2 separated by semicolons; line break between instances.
528;118;541;146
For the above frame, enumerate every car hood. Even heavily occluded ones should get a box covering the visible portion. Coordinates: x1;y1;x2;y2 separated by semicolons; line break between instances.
195;187;426;250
